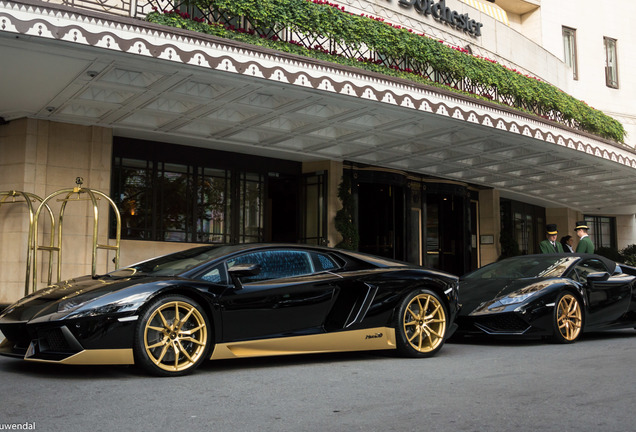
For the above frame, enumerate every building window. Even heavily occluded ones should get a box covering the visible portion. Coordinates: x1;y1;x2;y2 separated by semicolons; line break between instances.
604;37;619;88
583;216;616;250
500;199;546;256
110;138;299;244
562;27;578;80
113;157;234;243
302;172;328;245
198;168;232;243
238;172;264;243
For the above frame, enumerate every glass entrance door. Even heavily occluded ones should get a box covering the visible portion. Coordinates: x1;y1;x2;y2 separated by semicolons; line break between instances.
267;174;298;243
357;183;404;261
426;193;467;275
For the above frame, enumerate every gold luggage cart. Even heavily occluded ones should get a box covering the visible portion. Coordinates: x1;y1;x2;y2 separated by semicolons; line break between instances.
30;178;122;292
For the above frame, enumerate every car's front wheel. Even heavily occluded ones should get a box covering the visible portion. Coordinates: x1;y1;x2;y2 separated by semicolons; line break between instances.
551;291;583;344
134;295;211;376
395;289;448;358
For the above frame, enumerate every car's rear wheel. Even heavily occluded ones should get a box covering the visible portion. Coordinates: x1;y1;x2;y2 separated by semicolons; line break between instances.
551;291;583;344
134;295;211;376
395;289;448;358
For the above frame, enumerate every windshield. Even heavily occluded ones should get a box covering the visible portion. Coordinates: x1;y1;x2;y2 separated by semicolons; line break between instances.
463;255;579;280
108;245;234;277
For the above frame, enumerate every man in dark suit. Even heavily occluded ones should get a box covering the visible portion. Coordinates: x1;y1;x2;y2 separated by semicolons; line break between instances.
539;224;564;253
575;221;595;253
560;235;575;253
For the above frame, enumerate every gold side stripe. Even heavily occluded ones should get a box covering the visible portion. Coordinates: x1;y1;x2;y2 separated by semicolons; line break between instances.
210;327;397;360
25;349;134;365
12;328;397;364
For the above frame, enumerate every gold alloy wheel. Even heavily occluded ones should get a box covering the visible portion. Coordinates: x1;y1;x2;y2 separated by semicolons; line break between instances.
556;293;582;341
143;300;208;372
403;293;447;353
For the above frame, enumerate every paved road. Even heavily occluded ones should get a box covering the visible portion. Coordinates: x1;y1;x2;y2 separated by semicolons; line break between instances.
0;330;635;432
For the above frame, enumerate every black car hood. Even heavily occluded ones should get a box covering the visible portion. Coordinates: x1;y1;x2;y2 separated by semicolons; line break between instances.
459;277;541;315
1;275;160;322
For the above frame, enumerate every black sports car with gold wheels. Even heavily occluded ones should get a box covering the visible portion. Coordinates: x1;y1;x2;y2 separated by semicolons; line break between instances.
0;244;459;376
456;254;636;343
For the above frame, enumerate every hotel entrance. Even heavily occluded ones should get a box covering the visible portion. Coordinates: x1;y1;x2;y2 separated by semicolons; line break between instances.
425;190;471;276
351;168;477;276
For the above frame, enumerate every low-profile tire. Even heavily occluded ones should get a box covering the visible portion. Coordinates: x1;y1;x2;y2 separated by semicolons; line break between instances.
395;289;448;358
134;294;211;377
551;291;583;344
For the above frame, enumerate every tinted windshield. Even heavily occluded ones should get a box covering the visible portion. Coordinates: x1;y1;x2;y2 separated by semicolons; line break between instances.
108;246;234;277
463;255;579;280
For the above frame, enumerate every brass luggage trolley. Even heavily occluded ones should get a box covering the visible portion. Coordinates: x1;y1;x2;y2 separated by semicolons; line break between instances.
0;190;55;296
31;178;122;292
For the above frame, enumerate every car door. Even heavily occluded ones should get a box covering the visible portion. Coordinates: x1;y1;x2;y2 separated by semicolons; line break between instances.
219;249;341;341
572;258;632;327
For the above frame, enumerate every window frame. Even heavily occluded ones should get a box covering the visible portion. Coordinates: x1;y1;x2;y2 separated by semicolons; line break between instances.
562;26;578;80
582;215;617;250
301;171;328;246
604;36;619;88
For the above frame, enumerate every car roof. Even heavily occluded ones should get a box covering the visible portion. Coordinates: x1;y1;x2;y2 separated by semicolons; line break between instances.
214;243;410;268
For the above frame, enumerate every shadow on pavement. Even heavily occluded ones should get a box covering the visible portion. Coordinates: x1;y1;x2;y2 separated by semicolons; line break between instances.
448;328;636;346
0;349;396;379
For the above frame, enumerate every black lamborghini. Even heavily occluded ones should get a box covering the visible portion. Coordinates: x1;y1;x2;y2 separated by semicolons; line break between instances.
0;244;459;376
456;253;636;343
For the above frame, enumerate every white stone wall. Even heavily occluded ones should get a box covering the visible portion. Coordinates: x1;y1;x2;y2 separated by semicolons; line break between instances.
537;0;636;148
616;215;636;251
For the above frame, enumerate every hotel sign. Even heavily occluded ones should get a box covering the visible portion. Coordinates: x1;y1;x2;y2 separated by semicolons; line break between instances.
397;0;484;37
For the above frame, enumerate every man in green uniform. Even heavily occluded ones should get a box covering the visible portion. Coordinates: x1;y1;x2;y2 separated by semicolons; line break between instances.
575;221;594;253
539;224;564;253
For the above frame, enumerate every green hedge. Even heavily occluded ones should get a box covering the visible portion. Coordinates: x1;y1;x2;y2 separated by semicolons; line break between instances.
146;0;625;142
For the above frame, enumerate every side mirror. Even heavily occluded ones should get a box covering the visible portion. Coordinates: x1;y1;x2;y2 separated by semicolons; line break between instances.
228;263;261;289
587;272;610;283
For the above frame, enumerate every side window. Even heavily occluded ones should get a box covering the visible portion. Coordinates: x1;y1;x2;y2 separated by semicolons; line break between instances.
312;252;339;271
199;264;226;284
572;259;608;283
227;250;315;282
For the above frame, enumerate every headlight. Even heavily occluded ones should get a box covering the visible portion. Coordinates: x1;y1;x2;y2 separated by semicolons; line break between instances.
57;291;109;313
57;297;87;313
497;292;536;305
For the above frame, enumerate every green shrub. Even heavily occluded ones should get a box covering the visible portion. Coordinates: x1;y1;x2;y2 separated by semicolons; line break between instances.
619;244;636;265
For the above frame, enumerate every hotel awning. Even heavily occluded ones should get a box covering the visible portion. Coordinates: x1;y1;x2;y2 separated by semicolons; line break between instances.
459;0;510;25
3;0;636;215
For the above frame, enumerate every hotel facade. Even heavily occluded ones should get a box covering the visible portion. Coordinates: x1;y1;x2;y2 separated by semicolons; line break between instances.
1;0;635;302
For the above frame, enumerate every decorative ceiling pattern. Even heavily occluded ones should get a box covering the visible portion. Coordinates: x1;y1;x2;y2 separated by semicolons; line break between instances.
2;0;636;213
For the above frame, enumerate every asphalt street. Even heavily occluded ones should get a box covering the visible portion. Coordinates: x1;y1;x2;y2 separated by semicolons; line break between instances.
0;330;635;432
